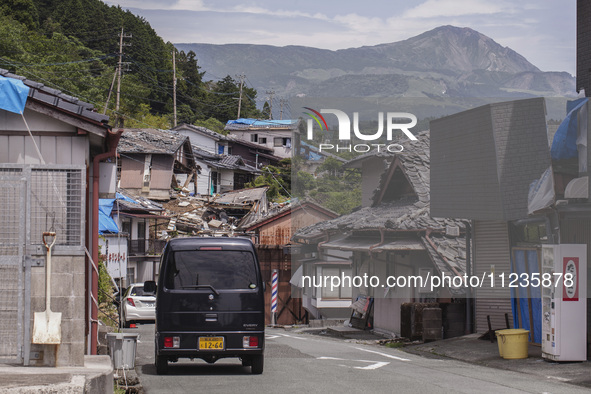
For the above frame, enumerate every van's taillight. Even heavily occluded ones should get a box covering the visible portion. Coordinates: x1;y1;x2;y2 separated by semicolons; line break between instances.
200;246;222;250
164;336;180;348
243;336;259;348
126;297;135;307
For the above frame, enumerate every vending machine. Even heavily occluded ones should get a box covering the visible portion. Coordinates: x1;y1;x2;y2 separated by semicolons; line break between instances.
541;244;587;361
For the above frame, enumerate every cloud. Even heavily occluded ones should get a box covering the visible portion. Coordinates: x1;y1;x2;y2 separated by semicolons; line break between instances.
108;0;575;74
402;0;515;19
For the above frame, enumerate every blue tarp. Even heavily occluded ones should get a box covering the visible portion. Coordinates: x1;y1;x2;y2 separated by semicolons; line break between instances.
550;98;588;160
511;249;542;344
99;199;119;234
0;76;29;114
115;192;136;204
299;141;324;161
226;118;298;127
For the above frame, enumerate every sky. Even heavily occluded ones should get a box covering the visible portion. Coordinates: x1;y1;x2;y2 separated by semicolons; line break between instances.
104;0;576;75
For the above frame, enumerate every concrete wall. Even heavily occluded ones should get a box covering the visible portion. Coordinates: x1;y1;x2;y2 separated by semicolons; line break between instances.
230;130;292;158
194;158;212;195
29;253;86;367
175;127;220;154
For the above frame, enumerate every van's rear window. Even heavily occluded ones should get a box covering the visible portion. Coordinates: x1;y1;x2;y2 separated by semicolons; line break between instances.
165;250;258;290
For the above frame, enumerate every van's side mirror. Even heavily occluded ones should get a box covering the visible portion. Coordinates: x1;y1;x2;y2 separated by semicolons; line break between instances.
144;280;157;294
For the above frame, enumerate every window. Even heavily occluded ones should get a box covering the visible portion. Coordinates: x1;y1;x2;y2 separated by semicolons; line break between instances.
320;266;352;299
250;134;258;143
274;137;291;147
126;267;135;286
259;137;267;144
165;250;258;290
121;220;131;235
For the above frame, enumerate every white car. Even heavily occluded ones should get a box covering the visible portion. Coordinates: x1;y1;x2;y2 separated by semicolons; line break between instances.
121;283;156;327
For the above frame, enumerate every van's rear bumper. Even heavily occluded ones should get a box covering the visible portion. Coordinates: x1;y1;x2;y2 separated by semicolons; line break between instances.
156;330;265;358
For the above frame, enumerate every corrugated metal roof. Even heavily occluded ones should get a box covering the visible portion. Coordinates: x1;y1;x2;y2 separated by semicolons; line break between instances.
224;118;300;131
215;187;268;205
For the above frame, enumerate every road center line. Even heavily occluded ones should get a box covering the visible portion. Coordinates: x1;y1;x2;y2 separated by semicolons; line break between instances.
353;346;410;361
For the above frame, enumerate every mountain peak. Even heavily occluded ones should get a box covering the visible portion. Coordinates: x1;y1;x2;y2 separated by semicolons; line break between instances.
393;25;539;73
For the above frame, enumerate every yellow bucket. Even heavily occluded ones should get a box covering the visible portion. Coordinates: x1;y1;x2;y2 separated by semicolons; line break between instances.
496;329;529;359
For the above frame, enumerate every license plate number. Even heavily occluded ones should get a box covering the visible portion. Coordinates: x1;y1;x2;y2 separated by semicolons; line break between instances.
199;337;224;350
144;302;154;307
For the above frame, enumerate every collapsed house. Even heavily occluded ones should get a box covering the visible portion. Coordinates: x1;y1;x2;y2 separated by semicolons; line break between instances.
117;128;198;200
293;131;467;336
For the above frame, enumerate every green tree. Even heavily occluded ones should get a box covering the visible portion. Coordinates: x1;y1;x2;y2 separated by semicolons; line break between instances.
1;0;38;29
193;117;226;135
207;75;262;123
262;101;271;119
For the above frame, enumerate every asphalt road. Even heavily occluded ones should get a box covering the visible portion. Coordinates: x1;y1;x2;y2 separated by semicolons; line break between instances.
129;324;590;394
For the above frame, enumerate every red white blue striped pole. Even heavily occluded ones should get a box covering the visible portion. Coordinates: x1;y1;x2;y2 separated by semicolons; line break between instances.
271;270;278;326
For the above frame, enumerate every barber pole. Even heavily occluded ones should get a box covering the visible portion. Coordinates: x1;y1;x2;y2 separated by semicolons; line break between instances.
271;270;278;325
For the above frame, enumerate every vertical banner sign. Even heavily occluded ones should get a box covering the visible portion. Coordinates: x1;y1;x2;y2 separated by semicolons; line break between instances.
563;257;579;301
271;270;278;314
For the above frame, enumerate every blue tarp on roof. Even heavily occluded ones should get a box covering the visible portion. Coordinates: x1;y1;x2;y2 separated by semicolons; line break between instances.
0;76;29;114
550;98;588;160
226;118;298;127
116;192;136;204
99;199;119;234
299;141;324;161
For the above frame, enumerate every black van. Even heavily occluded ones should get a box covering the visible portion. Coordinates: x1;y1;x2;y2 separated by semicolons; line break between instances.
145;237;265;374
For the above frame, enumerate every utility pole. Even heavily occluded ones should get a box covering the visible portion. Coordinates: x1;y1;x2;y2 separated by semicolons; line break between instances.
115;27;132;127
265;90;275;120
279;98;287;120
236;73;245;119
172;49;177;127
102;68;117;115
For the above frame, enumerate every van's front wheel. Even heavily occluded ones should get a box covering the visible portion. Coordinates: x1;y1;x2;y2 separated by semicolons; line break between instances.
156;355;168;375
251;354;264;374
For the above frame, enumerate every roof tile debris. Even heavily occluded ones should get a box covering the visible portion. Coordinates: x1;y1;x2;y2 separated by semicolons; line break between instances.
293;130;467;294
118;128;189;155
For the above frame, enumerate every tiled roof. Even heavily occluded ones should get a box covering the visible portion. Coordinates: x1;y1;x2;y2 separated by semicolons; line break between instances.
0;68;109;125
172;123;227;141
293;130;467;290
118;128;188;155
372;130;430;206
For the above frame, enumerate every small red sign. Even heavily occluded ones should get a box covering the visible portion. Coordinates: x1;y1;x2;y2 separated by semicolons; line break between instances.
563;257;579;302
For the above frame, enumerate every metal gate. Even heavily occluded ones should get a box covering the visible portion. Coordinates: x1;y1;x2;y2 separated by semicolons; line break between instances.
0;172;26;363
0;164;85;364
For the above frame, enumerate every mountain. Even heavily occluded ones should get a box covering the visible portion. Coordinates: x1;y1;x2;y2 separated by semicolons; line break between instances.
176;26;575;119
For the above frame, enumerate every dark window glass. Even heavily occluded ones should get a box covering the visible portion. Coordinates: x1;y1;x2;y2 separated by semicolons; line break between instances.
165;250;257;290
128;285;145;296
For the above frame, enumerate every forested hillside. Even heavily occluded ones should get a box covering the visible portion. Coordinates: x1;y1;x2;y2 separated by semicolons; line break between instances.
0;0;261;128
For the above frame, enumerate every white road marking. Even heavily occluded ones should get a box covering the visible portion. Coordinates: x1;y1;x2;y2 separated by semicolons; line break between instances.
353;346;410;361
354;361;390;370
317;356;390;370
265;335;280;339
547;376;571;382
276;333;307;340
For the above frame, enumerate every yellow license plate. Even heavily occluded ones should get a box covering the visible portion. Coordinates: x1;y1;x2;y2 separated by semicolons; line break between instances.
199;337;224;350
